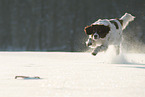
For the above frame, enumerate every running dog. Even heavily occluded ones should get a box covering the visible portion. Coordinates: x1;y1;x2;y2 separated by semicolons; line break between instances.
84;13;135;56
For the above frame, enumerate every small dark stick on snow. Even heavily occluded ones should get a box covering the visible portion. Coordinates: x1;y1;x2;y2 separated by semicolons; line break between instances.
15;76;40;79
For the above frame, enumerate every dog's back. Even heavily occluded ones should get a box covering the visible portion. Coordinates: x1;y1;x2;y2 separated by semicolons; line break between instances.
108;19;123;45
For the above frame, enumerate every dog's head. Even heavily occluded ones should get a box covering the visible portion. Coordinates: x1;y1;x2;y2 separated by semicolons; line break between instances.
84;24;110;40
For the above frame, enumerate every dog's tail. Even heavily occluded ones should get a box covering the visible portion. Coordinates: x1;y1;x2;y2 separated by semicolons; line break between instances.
120;13;135;30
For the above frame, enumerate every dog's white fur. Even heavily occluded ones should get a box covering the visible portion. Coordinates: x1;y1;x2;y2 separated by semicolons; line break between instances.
86;13;135;55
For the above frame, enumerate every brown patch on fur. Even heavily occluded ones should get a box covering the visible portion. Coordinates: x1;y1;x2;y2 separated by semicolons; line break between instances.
116;18;123;26
110;18;123;29
110;20;119;29
84;25;94;35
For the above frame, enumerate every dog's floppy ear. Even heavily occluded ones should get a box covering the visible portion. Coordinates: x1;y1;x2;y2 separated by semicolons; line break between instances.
84;25;93;35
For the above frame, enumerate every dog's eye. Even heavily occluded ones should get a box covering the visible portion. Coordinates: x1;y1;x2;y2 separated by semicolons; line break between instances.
93;33;100;39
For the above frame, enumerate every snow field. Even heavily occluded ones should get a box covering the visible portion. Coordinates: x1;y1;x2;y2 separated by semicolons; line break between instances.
0;51;145;97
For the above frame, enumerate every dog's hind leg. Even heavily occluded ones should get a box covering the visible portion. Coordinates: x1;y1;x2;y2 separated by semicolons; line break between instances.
92;45;108;56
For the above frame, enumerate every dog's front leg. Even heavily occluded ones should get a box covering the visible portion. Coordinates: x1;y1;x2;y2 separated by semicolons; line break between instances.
92;44;108;56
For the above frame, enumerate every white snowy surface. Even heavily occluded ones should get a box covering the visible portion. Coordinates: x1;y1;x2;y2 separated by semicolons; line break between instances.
0;51;145;97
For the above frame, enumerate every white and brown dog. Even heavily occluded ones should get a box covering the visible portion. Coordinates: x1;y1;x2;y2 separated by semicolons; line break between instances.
84;13;135;56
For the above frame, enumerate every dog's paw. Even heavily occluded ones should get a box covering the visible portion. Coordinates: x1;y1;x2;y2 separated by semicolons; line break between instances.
92;52;97;56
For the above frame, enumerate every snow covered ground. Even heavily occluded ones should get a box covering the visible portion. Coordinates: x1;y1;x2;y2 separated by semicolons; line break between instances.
0;51;145;97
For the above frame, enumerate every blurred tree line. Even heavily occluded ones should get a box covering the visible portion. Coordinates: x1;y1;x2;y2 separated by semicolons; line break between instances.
0;0;144;52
